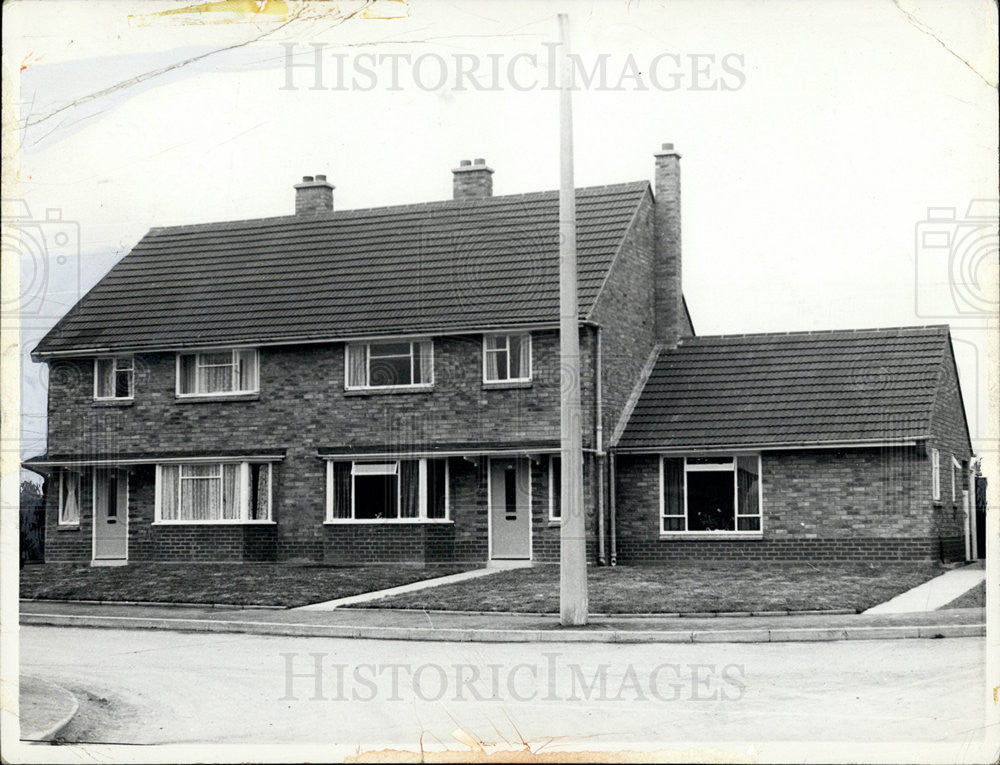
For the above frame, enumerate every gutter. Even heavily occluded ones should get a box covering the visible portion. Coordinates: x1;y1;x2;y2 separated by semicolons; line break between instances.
595;326;606;565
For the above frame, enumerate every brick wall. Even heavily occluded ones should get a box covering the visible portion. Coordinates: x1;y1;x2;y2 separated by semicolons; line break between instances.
614;448;964;562
44;331;595;561
590;190;657;446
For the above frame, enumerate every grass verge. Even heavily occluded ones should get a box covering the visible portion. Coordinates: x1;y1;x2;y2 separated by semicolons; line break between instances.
20;562;477;608
353;562;947;614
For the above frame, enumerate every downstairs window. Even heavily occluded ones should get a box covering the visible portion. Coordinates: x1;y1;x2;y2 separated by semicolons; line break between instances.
327;458;449;521
156;462;273;523
661;455;762;534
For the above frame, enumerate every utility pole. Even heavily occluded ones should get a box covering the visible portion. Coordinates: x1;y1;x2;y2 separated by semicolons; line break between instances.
557;12;588;627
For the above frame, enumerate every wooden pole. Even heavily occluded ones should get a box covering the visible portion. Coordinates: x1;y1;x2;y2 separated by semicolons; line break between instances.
558;12;588;626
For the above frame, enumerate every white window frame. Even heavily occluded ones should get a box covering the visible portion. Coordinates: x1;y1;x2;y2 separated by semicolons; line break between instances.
58;470;81;526
175;348;259;398
93;355;134;400
345;339;434;390
482;333;532;383
548;455;561;522
659;454;764;537
951;457;961;504
325;458;450;523
931;448;941;501
154;461;274;524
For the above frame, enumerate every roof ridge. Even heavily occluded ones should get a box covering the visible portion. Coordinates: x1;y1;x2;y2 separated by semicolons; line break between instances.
675;325;950;343
148;180;650;234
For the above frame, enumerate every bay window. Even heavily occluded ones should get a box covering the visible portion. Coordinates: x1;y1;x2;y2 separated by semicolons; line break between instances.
346;340;433;389
661;455;762;534
95;355;134;399
155;461;272;522
177;349;258;396
327;458;449;521
484;333;531;382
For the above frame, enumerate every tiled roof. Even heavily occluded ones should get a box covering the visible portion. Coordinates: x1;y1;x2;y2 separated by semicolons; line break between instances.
34;182;650;355
616;326;952;451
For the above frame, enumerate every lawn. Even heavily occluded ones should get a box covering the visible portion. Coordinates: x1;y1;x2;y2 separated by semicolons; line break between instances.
20;563;477;608
353;562;947;614
940;581;986;610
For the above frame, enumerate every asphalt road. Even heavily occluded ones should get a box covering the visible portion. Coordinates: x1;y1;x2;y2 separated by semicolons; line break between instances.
19;626;990;758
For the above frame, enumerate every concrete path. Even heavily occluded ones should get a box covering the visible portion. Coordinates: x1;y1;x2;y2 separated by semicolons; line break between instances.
19;674;79;742
295;566;508;610
864;563;986;614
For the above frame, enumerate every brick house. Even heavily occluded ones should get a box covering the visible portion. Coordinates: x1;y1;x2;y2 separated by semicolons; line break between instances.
24;146;976;566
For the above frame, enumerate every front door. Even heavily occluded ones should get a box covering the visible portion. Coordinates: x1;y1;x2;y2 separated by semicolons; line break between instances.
93;470;128;562
489;458;531;560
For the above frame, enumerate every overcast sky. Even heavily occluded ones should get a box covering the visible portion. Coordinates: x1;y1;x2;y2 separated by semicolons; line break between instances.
5;0;998;467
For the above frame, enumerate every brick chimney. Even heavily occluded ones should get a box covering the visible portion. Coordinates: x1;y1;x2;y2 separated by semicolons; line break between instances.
653;143;683;347
294;174;334;215
452;158;493;201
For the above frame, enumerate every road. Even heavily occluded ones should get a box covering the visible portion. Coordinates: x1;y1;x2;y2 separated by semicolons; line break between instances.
19;626;990;758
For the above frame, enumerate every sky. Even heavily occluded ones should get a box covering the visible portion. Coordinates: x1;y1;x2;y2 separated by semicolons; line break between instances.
4;0;998;472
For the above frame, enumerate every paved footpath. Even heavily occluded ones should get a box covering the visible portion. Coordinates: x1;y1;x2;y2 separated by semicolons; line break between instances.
864;562;986;614
19;599;984;644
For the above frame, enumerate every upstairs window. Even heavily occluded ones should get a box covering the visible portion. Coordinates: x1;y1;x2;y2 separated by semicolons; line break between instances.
95;356;134;399
177;349;258;396
483;334;531;382
661;455;762;534
327;458;449;521
59;470;81;526
346;340;433;389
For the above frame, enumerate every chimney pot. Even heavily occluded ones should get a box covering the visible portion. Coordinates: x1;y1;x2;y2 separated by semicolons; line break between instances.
315;174;327;181
302;175;314;182
452;158;494;201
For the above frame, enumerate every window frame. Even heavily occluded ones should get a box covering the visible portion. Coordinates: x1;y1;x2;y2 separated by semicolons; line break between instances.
931;448;941;501
548;455;561;522
93;355;135;400
175;347;259;398
325;458;451;523
659;454;764;537
58;470;81;526
951;456;961;504
344;339;434;391
482;333;532;383
153;461;274;524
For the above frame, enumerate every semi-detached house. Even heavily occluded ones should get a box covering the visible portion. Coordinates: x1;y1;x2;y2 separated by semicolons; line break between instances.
26;145;978;567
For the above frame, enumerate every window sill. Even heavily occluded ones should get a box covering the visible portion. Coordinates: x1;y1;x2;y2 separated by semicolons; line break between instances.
175;393;259;404
548;520;561;527
93;399;133;408
659;532;763;540
56;524;81;531
344;386;434;397
482;380;533;390
151;520;275;526
324;519;453;525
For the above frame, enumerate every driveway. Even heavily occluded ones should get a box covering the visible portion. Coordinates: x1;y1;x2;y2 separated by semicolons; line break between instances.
19;626;990;759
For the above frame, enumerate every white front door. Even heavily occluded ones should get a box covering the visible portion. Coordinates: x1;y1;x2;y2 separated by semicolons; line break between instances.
489;458;531;560
93;469;128;562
